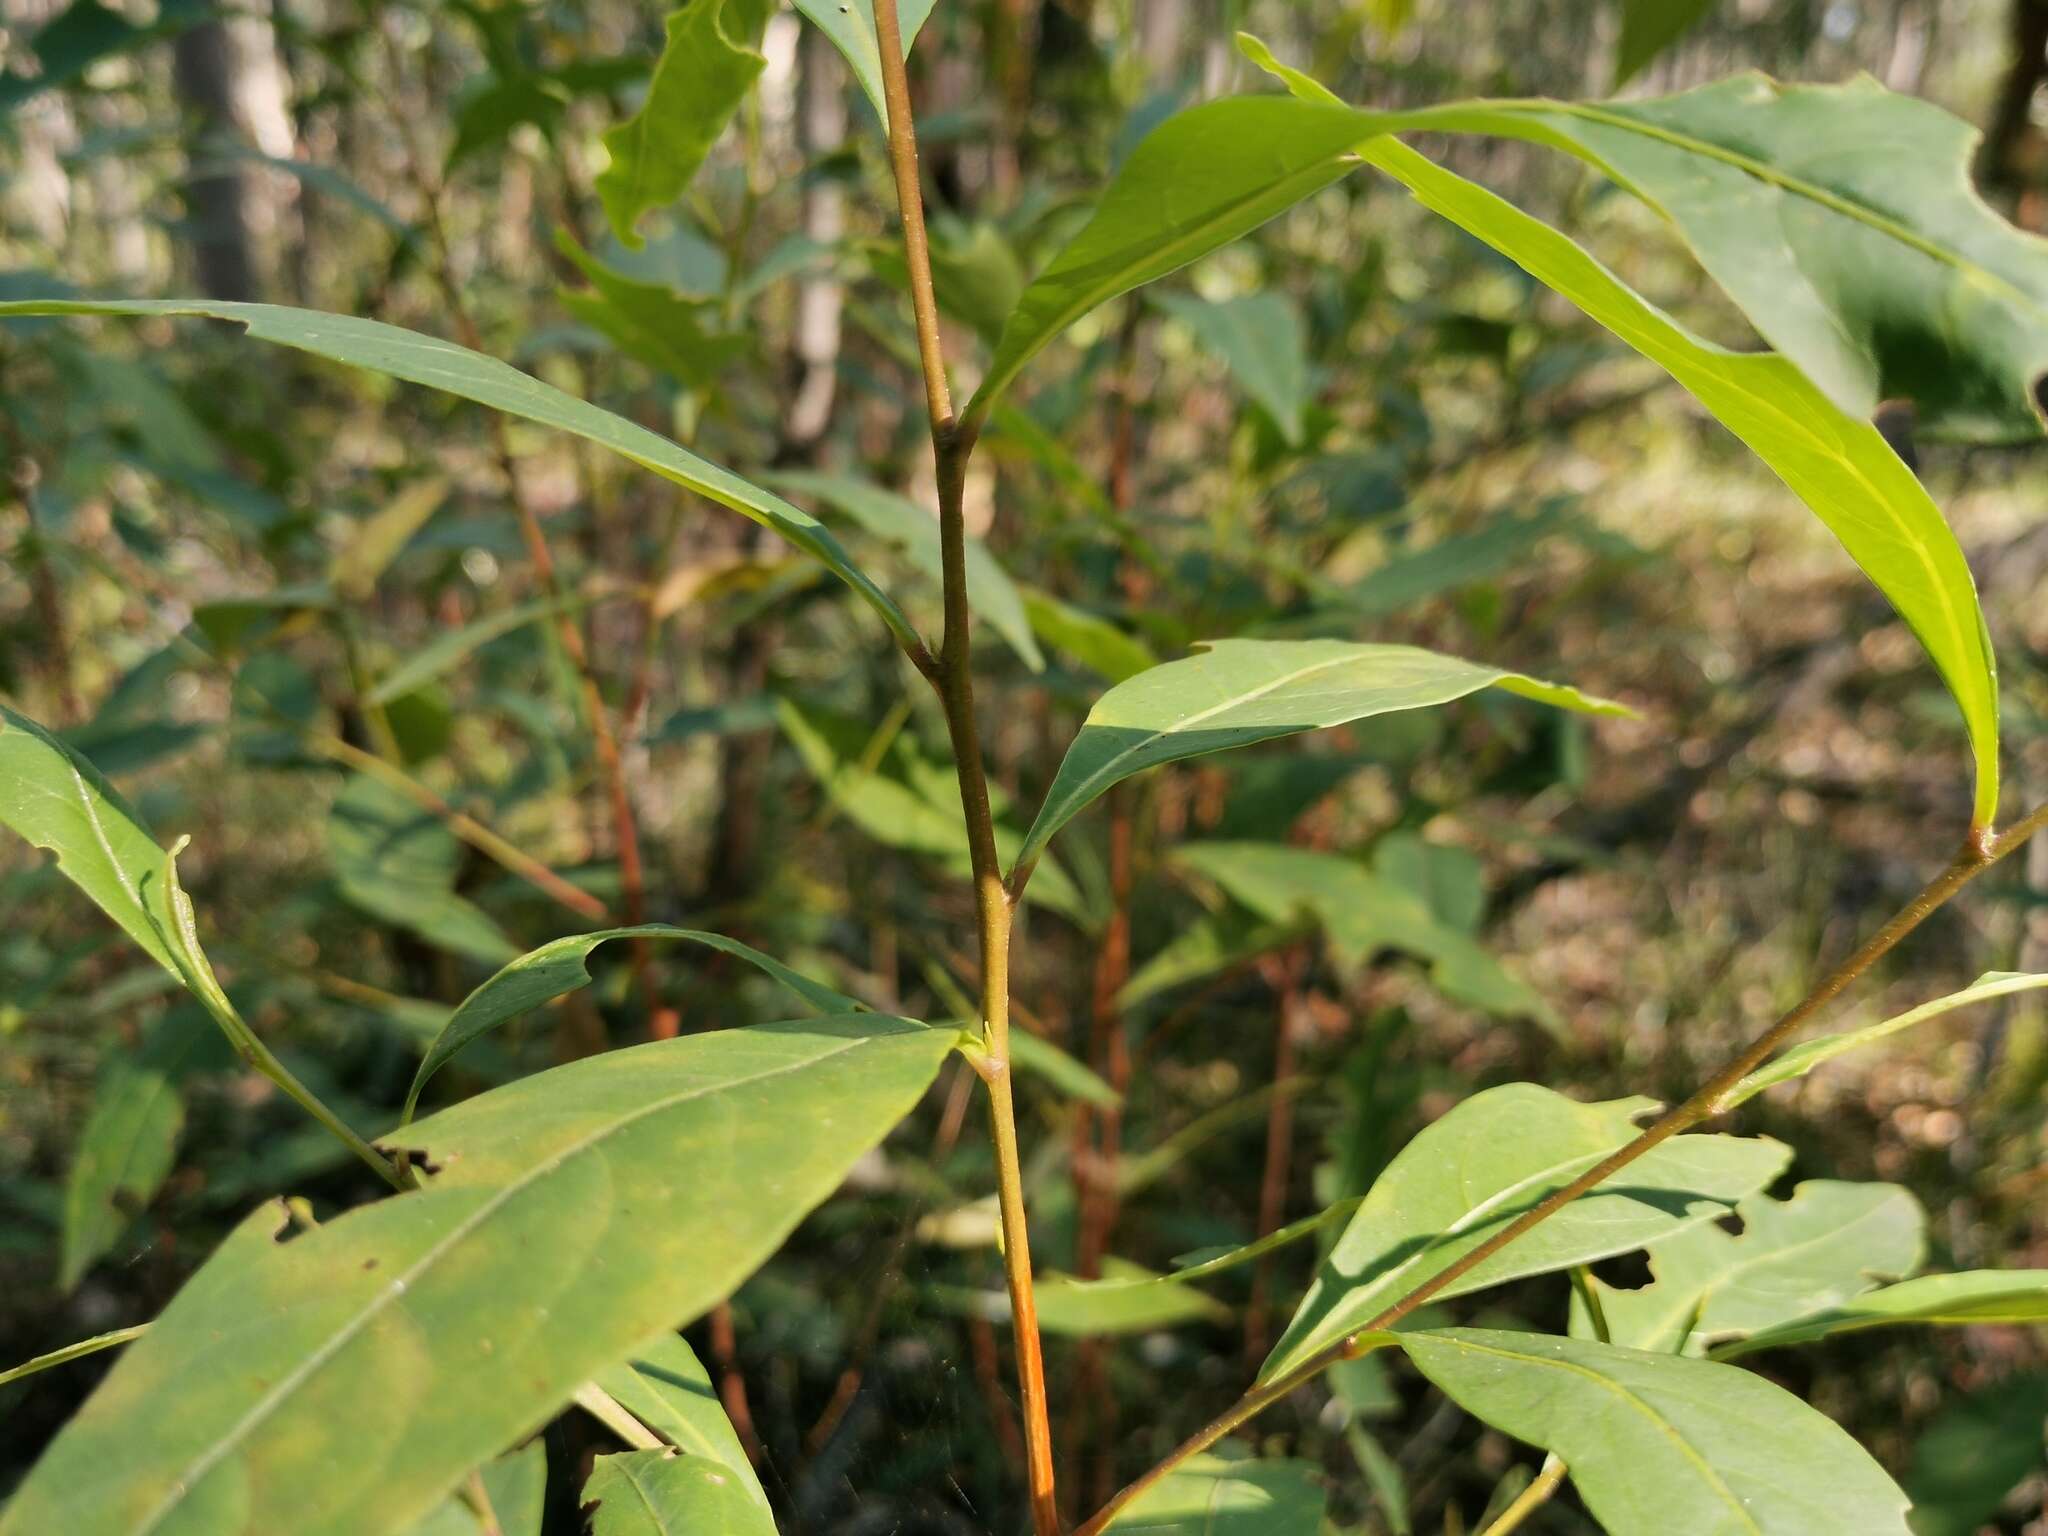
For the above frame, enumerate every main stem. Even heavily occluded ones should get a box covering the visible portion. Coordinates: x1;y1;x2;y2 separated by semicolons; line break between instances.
867;3;1058;1530
1075;802;2048;1536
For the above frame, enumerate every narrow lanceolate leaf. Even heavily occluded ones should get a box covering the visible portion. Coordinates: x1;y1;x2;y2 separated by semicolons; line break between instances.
1016;641;1625;876
0;702;185;974
0;1018;952;1536
592;1335;765;1506
1261;1084;1790;1382
1029;1260;1231;1336
1724;972;2048;1109
1614;0;1715;86
1397;1329;1914;1535
584;1451;774;1536
597;0;768;247
763;470;1044;670
1020;588;1157;683
366;593;599;706
965;96;1373;426
328;775;518;967
1709;1270;2048;1358
1105;1453;1327;1534
1152;290;1311;444
405;925;864;1119
329;477;449;600
557;233;750;387
0;302;920;652
1354;136;2002;828
1573;1181;1925;1354
789;0;937;125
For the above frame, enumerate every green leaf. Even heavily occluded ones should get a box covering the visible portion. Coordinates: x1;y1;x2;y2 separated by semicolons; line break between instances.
1261;1083;1790;1381
788;0;937;126
584;1451;774;1536
1175;842;1554;1027
1105;1451;1326;1534
405;1445;547;1536
1152;290;1310;444
405;925;864;1119
1614;0;1715;86
866;221;1026;345
1724;972;2048;1109
596;0;769;247
557;233;750;387
0;1017;951;1536
1573;1181;1926;1354
966;96;1372;426
1030;1260;1232;1336
1337;500;1577;620
329;478;450;600
0;301;920;653
60;1006;218;1291
1397;1328;1913;1534
1709;1270;2048;1358
1007;1026;1120;1107
366;593;599;706
327;775;519;967
1020;588;1157;683
1117;910;1299;1011
1014;637;1624;874
1903;1374;2048;1536
592;1334;764;1505
762;471;1043;670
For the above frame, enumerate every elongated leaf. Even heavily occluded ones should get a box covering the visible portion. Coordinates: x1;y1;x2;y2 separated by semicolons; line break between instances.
592;1335;764;1504
1710;1270;2048;1358
1262;1084;1790;1381
1007;1027;1119;1107
558;233;750;386
406;925;863;1119
1031;1260;1231;1336
1175;842;1556;1028
1615;0;1715;86
0;1326;148;1390
1574;1181;1925;1354
406;1445;546;1536
789;0;937;125
1021;588;1157;682
367;593;598;706
0;1018;951;1536
584;1451;773;1536
330;478;449;599
1152;290;1310;444
763;470;1043;670
0;301;919;651
328;775;518;966
1106;1452;1326;1534
965;96;1371;425
1725;972;2048;1108
597;0;767;247
1398;1328;1913;1534
1017;640;1623;875
1049;1200;1362;1309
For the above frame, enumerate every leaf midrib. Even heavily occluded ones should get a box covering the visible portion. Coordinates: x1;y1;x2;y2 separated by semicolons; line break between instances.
133;1029;889;1535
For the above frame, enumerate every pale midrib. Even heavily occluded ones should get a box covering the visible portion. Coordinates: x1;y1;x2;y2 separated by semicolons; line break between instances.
1427;1336;1762;1534
132;1031;886;1536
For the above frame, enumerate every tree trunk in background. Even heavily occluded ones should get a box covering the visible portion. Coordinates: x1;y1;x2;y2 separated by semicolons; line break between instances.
787;26;847;448
172;5;298;300
1983;0;2048;203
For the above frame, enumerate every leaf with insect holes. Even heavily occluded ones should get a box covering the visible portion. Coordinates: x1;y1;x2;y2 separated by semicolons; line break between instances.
1016;640;1625;876
0;301;921;653
1261;1084;1789;1381
1395;1328;1913;1534
0;1018;952;1536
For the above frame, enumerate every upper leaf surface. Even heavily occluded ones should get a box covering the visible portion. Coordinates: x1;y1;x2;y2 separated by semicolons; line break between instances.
0;1018;950;1536
583;1450;775;1535
1710;1269;2048;1358
1104;1452;1326;1534
591;1334;764;1504
789;0;937;125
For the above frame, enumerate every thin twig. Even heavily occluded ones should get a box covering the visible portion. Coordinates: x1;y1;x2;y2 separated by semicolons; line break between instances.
1477;1455;1568;1536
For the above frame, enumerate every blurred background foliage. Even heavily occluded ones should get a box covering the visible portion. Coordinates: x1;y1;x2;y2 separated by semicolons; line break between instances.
2;0;2046;1530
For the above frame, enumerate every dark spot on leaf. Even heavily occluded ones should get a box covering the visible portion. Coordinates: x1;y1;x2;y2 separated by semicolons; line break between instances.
363;1258;379;1271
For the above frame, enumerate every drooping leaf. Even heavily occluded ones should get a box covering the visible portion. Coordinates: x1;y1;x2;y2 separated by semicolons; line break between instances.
1709;1270;2048;1358
1175;842;1555;1027
0;302;920;652
1614;0;1715;86
1152;290;1311;444
1016;639;1624;875
366;593;600;706
763;471;1044;670
557;233;750;387
1572;1181;1926;1354
1261;1084;1790;1381
60;1006;221;1291
583;1450;774;1536
596;0;769;247
1396;1328;1913;1534
329;478;449;600
1105;1451;1326;1534
0;1018;952;1536
1020;588;1157;683
1902;1374;2048;1536
1046;1200;1362;1311
326;775;519;967
1724;972;2048;1108
788;0;937;125
966;96;1373;425
405;925;864;1119
592;1334;764;1505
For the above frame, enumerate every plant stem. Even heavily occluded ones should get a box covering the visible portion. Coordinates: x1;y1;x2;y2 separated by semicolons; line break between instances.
0;1324;147;1388
1075;805;2048;1536
867;2;1058;1528
1477;1455;1568;1536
